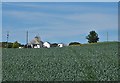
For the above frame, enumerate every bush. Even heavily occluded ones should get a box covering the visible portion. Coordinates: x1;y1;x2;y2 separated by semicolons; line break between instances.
69;42;82;46
51;43;58;47
2;42;13;48
8;43;13;48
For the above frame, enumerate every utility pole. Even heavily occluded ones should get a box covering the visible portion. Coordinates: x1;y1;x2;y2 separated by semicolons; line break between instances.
26;31;28;48
6;31;9;48
107;32;108;42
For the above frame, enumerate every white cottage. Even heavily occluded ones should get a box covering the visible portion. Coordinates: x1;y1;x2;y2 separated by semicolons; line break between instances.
43;42;51;48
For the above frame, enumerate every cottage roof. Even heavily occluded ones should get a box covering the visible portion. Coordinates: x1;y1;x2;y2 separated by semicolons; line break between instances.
30;39;40;44
44;41;51;44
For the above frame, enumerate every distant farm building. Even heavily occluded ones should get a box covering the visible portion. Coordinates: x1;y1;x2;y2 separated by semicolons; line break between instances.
27;36;64;48
43;42;51;48
58;43;64;47
28;36;43;48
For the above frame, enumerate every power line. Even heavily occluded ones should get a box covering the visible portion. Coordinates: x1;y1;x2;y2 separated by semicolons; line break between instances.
107;32;108;42
6;31;9;48
26;31;28;48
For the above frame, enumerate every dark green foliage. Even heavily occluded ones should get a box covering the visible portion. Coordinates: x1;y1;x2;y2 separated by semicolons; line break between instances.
0;42;1;47
2;42;119;81
1;42;23;48
12;41;20;48
20;44;24;47
1;42;13;48
7;43;13;48
1;42;7;48
69;42;82;46
86;31;99;43
51;43;58;47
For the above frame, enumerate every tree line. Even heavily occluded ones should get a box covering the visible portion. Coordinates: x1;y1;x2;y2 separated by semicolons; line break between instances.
1;30;99;48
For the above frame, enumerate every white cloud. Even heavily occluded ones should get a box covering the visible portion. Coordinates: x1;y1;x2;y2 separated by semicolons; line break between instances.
3;10;118;30
3;10;118;36
66;13;118;30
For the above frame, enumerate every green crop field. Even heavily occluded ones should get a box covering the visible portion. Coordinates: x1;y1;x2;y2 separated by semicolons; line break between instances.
2;42;119;81
0;48;2;83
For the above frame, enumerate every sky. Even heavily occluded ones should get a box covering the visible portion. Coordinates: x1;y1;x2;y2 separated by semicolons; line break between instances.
0;3;1;43
2;2;118;44
1;0;120;2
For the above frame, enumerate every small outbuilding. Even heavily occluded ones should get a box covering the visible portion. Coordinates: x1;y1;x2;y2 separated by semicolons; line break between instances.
58;43;64;47
43;42;51;48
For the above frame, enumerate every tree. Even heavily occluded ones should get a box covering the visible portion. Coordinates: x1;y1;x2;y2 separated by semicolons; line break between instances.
12;41;20;48
86;31;99;43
